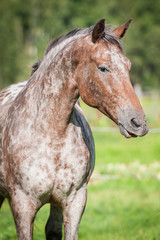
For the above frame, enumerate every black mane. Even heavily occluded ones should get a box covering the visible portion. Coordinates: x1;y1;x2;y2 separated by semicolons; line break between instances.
31;25;122;76
44;28;83;56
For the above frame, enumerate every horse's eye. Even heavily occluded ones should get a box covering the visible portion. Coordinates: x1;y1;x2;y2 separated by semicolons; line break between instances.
98;66;110;73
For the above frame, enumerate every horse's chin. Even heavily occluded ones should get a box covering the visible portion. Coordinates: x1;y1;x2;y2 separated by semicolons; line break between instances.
98;107;148;138
118;124;137;138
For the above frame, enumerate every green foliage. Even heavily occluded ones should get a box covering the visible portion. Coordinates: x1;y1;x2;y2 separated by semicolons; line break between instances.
0;0;159;89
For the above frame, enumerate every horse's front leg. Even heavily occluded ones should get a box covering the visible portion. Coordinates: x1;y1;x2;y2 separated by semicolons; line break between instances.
63;184;87;240
11;190;38;240
45;204;63;240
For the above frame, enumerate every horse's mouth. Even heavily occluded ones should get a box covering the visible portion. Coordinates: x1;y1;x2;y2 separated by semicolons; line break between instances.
101;107;148;138
104;111;138;138
119;124;137;138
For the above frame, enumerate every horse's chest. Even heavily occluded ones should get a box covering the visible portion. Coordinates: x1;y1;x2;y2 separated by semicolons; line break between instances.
51;130;91;205
55;129;91;186
5;125;91;203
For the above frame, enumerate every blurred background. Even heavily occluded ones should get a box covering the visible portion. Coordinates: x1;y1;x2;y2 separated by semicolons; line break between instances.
0;0;160;239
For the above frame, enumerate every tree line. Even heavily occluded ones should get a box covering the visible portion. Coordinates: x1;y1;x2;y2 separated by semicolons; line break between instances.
0;0;159;89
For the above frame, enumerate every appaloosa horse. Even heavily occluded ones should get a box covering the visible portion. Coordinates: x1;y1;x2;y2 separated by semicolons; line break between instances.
0;18;148;240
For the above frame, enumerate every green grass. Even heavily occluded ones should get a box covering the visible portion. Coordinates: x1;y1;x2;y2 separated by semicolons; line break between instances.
93;131;160;167
79;179;160;240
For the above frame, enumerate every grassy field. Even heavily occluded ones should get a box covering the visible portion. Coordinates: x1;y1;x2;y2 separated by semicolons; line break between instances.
0;97;160;239
0;130;160;240
1;178;160;240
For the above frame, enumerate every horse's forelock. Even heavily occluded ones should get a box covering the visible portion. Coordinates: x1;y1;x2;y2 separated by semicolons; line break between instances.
103;30;123;51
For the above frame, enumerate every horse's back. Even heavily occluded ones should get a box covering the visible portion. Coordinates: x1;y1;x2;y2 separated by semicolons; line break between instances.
0;81;27;197
0;81;27;123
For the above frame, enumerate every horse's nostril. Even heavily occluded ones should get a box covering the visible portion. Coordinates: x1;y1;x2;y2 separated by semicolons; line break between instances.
130;118;141;128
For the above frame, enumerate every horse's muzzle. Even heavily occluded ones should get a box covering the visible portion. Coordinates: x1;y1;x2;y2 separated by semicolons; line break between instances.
118;107;149;138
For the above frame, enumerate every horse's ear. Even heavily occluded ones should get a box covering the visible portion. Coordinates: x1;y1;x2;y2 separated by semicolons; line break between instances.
113;18;132;39
92;18;105;43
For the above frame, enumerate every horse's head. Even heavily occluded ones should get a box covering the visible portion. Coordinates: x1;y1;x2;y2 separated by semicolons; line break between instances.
75;18;148;138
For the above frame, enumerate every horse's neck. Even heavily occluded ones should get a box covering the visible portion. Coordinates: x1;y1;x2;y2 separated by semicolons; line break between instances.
23;48;79;136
